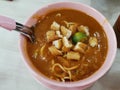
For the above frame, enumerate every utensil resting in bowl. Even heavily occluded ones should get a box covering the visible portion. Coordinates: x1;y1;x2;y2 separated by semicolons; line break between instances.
0;15;35;43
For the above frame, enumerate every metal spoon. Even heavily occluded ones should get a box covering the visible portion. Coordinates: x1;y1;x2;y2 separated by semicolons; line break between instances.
0;15;35;43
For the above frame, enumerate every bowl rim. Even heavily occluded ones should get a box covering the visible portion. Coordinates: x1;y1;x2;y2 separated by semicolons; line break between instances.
19;1;117;88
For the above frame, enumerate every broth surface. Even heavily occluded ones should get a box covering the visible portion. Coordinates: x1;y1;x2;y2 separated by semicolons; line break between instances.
27;9;108;82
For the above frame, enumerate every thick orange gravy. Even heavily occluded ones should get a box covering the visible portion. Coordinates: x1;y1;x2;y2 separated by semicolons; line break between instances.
27;9;108;82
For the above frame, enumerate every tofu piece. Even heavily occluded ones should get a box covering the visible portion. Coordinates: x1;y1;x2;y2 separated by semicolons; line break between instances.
56;30;63;38
61;26;72;38
67;51;80;60
78;25;89;36
62;46;70;52
46;30;59;42
63;21;78;34
48;46;62;56
62;37;73;52
52;39;62;49
73;42;88;54
69;24;78;34
50;21;60;31
89;37;98;47
69;25;77;34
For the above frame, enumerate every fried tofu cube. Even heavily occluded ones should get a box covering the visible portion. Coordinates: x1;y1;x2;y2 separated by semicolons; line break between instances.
62;46;71;52
73;42;88;54
61;26;72;38
48;46;62;56
46;30;59;42
56;30;63;38
89;37;98;47
62;37;73;48
67;51;80;60
78;25;89;36
63;21;78;34
62;37;73;52
51;21;60;31
69;24;78;34
52;39;62;49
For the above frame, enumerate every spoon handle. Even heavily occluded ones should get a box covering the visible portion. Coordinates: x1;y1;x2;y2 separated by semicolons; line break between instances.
0;15;16;30
0;15;35;43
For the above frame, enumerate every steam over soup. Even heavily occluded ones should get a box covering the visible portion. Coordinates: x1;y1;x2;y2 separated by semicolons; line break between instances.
27;9;108;82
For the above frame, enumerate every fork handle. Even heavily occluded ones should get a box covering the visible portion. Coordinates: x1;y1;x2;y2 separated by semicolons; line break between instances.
0;15;16;31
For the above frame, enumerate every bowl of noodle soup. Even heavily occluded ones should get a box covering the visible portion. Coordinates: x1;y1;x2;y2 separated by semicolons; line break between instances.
20;2;117;90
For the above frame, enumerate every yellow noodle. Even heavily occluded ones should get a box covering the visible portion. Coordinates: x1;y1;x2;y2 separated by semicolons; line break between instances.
64;77;70;79
61;78;65;82
64;65;80;71
32;48;39;59
61;76;71;82
40;44;46;57
51;63;66;72
63;21;75;28
51;63;80;82
51;59;55;65
67;71;72;80
56;13;61;17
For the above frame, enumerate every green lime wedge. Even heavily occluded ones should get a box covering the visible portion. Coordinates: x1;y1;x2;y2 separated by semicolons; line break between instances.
72;32;87;44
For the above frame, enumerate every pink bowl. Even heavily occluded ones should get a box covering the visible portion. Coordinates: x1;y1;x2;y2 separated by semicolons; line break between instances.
20;2;117;90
